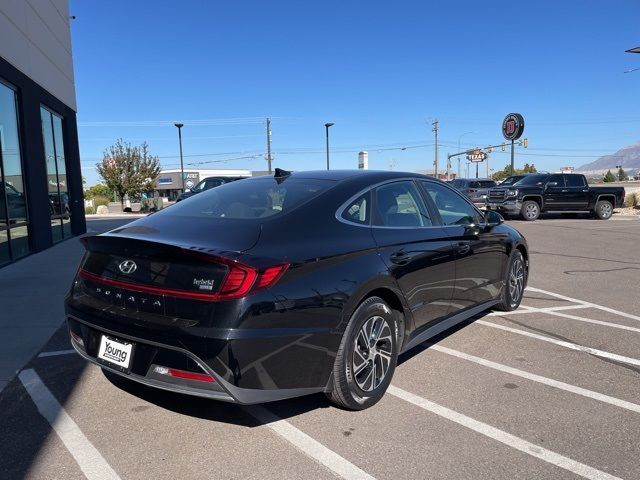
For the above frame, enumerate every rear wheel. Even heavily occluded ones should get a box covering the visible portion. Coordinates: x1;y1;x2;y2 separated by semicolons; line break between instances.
594;200;613;220
327;297;397;410
520;200;540;221
495;250;526;311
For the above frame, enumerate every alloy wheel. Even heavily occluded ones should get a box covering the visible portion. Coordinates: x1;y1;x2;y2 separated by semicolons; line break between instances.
599;202;612;219
525;203;539;220
352;315;393;392
509;257;525;304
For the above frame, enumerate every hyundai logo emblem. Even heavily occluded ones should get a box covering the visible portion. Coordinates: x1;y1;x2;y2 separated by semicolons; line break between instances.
118;260;137;274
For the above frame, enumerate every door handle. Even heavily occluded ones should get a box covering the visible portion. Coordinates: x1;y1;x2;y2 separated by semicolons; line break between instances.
561;189;568;192
456;242;471;255
582;189;589;192
389;251;410;265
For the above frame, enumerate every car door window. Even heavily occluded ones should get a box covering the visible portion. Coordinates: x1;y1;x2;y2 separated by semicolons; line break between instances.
548;174;564;187
565;175;586;187
373;181;430;227
421;181;481;226
341;192;370;225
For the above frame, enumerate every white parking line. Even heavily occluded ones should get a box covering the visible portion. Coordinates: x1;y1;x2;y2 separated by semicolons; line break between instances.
531;310;640;334
487;304;591;316
430;345;640;414
388;385;621;480
475;320;640;367
243;404;375;480
526;287;640;323
38;349;77;358
18;369;121;480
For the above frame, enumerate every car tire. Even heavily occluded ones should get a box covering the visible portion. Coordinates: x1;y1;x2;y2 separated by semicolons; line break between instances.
594;200;613;220
327;296;398;410
520;200;540;221
495;250;527;311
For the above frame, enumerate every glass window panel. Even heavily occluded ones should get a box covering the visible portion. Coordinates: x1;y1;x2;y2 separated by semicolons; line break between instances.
1;82;27;225
51;218;63;243
9;225;29;259
373;181;429;227
422;181;481;226
0;229;9;265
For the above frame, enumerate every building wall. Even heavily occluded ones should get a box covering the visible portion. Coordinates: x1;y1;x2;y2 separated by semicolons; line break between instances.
0;0;83;265
0;0;76;111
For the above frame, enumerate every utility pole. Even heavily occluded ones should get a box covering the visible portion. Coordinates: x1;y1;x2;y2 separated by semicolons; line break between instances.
174;123;185;192
265;117;273;173
432;119;439;178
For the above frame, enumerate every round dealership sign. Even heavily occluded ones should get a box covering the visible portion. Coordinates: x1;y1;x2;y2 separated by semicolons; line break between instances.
502;113;525;141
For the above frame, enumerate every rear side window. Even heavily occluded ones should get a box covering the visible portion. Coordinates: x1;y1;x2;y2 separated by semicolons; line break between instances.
373;181;430;227
164;177;333;219
565;175;586;187
341;192;370;225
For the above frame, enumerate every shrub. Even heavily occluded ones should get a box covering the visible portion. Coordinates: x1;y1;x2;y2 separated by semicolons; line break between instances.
92;195;110;207
624;194;635;208
635;192;640;208
84;206;95;215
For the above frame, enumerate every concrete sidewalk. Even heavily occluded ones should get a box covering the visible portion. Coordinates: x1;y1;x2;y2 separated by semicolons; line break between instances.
0;218;132;393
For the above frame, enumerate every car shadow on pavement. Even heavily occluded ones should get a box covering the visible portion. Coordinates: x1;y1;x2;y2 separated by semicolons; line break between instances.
103;369;333;426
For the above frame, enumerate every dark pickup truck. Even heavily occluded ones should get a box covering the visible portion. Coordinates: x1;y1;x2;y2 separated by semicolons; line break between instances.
486;173;625;221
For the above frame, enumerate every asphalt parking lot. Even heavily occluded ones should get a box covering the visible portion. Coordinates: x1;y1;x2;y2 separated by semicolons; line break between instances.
1;215;639;480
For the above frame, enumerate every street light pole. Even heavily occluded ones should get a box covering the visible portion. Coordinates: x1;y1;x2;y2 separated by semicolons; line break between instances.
457;131;473;178
325;123;334;170
174;123;185;192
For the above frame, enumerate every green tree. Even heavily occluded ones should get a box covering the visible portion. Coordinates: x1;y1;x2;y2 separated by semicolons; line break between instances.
96;139;161;208
617;167;626;181
603;170;616;182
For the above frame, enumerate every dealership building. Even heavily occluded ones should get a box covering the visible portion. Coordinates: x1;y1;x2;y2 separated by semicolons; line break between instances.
153;169;251;201
0;0;83;267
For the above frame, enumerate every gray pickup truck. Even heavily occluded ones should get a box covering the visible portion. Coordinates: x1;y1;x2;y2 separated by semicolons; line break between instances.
486;173;625;221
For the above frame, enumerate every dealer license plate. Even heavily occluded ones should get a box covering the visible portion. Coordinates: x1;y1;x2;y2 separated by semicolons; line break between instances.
97;335;133;370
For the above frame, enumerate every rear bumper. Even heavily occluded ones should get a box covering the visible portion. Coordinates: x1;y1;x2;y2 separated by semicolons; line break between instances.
65;305;335;404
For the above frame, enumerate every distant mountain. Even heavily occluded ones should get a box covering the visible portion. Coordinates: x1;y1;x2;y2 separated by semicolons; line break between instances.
577;142;640;173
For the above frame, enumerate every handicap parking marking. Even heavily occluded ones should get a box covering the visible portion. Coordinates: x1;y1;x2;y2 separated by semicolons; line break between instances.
18;368;121;480
388;385;622;480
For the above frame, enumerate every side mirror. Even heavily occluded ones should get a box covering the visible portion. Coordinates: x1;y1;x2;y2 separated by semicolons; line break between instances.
484;210;504;228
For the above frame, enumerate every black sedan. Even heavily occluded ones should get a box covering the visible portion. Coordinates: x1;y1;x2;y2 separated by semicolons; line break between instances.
65;170;528;410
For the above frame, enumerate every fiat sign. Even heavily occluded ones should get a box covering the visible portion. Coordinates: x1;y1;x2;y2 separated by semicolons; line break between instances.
502;113;525;141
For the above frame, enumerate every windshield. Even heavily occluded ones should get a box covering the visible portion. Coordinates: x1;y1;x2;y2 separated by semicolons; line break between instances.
513;175;549;186
163;176;334;220
501;176;523;186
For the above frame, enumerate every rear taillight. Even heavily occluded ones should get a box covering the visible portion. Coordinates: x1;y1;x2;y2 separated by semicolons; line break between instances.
69;330;84;347
78;255;289;302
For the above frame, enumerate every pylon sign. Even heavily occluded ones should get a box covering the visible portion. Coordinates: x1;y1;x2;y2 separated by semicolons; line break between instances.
502;113;525;141
467;151;488;163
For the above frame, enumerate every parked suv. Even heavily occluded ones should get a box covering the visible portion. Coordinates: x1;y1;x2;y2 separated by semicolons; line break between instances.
175;176;245;202
486;173;625;220
450;178;496;207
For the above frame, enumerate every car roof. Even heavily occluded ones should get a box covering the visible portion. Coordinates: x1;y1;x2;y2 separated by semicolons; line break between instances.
271;169;437;183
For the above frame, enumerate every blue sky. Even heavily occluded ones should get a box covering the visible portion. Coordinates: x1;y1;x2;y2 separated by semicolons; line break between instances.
69;0;640;185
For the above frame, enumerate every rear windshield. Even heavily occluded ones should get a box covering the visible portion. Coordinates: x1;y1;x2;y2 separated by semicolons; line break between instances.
161;176;333;219
451;180;466;188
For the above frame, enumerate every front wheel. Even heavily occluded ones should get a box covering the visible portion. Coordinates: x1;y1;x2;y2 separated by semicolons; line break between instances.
327;297;398;410
594;200;613;220
495;250;527;311
520;200;540;221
